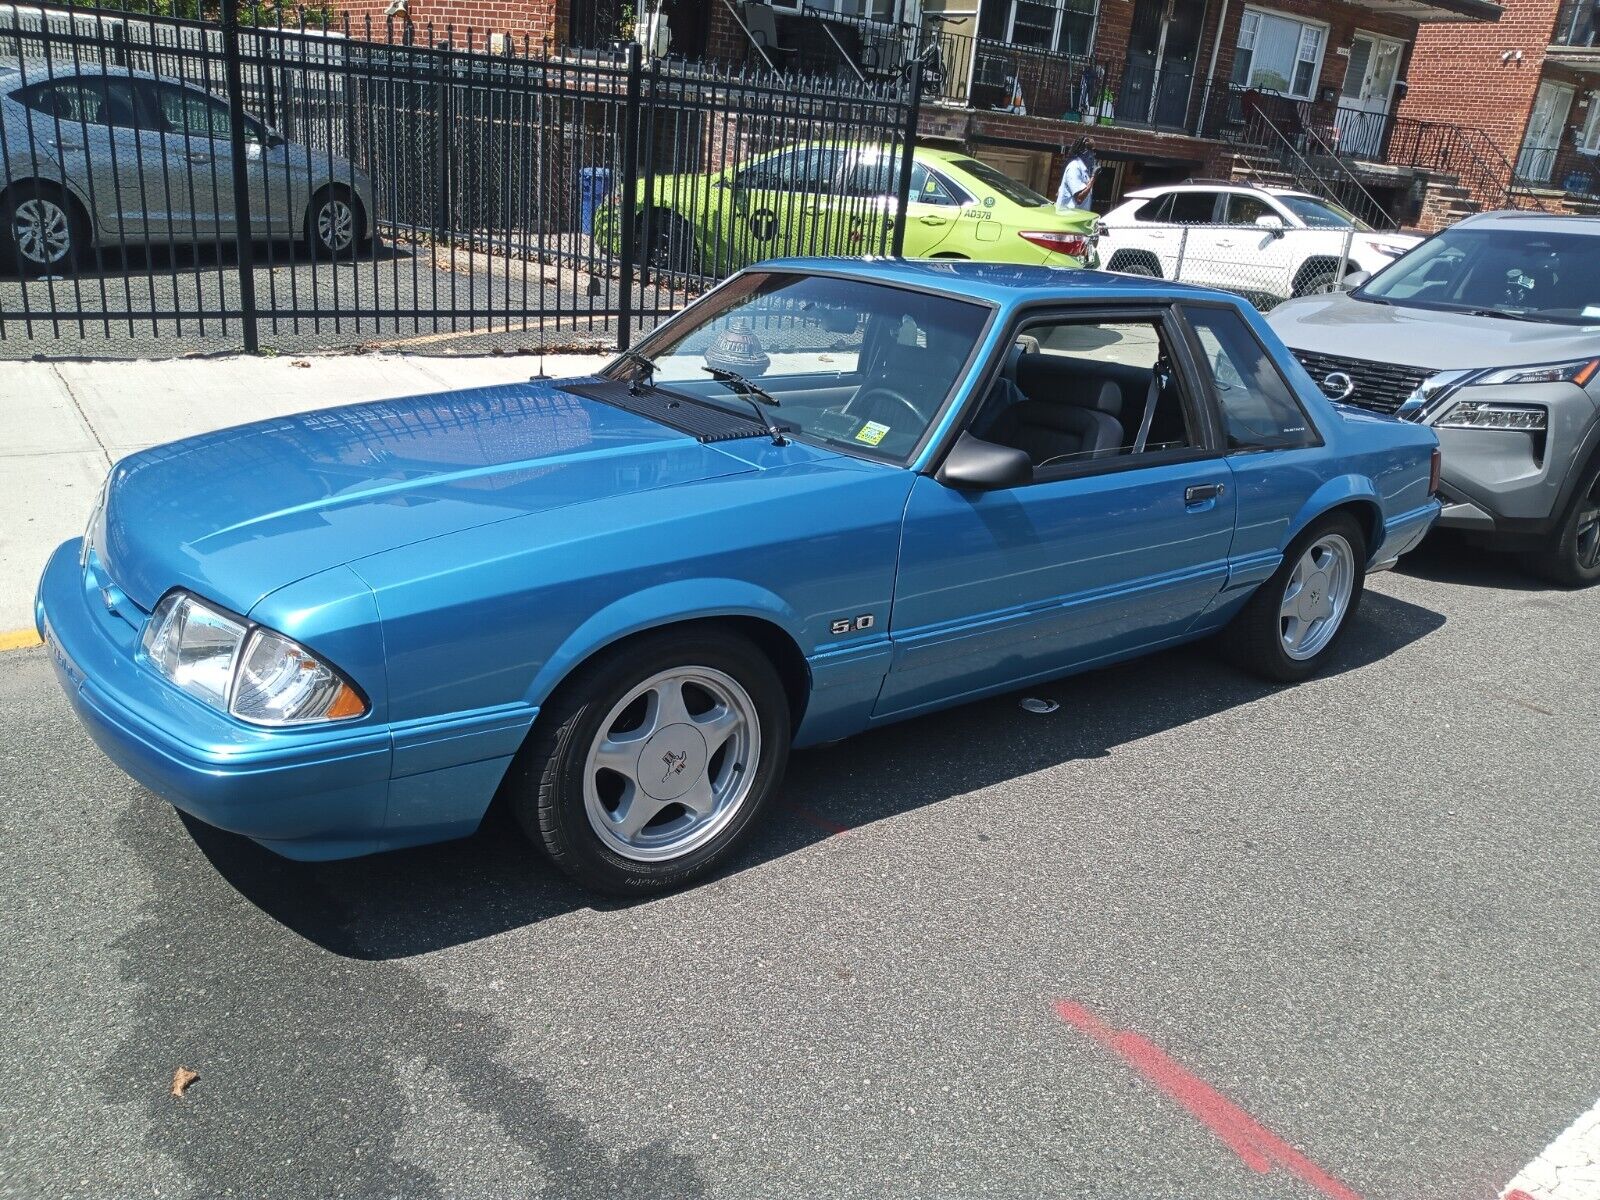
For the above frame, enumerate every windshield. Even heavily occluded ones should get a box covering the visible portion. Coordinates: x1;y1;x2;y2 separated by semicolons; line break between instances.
1276;194;1371;231
945;156;1050;208
1356;226;1599;325
606;272;991;462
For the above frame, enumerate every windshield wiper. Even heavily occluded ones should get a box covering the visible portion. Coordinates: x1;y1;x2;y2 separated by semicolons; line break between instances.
615;348;658;394
1465;308;1544;323
703;367;788;446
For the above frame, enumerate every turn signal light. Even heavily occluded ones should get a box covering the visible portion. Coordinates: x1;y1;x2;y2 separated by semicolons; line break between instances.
1429;448;1442;497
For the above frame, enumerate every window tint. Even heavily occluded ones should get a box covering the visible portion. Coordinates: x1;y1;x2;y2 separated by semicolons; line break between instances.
1358;226;1596;323
739;147;842;192
1168;191;1218;224
1225;193;1275;226
153;84;234;138
913;162;960;206
1183;306;1316;450
18;78;140;129
841;155;896;198
975;317;1196;473
1134;195;1172;222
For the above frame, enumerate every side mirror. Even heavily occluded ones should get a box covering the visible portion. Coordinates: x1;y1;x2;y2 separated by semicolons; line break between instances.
1255;214;1286;237
1342;270;1371;290
937;432;1033;491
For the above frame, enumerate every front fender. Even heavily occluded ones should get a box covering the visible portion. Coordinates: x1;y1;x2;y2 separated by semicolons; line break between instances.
523;577;806;708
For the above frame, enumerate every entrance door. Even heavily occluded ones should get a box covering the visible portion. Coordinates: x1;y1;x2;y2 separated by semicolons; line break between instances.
1119;0;1206;129
1336;33;1404;158
1518;81;1575;184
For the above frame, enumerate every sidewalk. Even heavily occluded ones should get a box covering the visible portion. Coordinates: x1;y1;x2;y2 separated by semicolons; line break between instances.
0;351;608;641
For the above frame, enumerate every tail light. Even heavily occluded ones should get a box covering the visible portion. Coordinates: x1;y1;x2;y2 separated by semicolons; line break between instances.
1019;230;1089;258
1428;447;1442;496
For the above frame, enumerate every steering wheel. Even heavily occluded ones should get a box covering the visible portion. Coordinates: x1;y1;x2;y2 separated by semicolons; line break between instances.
845;385;924;427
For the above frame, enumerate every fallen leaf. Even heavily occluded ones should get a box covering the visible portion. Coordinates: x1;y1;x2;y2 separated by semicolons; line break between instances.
290;359;311;369
170;1066;199;1097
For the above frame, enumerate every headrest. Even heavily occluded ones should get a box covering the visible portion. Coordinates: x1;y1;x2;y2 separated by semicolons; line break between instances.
1014;352;1125;416
1087;379;1123;416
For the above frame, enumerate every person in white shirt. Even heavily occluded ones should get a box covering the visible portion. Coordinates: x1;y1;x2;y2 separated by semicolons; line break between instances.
1056;138;1097;212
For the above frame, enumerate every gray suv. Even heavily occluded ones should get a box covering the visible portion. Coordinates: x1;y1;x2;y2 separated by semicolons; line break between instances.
1268;211;1600;585
1;65;374;274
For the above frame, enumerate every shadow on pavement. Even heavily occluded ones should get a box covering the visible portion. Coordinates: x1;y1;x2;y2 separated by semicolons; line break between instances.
1395;529;1550;592
181;588;1445;964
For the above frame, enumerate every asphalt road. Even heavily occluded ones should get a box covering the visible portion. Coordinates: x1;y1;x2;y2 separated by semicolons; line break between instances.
2;536;1597;1200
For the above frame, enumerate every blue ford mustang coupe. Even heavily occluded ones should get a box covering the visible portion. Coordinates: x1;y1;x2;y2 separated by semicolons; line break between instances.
37;260;1441;893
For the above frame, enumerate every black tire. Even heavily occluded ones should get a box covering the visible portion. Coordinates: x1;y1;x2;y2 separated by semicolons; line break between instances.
4;182;84;277
507;628;791;896
1292;262;1343;297
305;185;366;259
636;210;697;274
1107;251;1161;279
1221;512;1368;683
1528;455;1600;587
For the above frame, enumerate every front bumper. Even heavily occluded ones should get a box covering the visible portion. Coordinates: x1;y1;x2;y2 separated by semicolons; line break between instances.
35;540;529;860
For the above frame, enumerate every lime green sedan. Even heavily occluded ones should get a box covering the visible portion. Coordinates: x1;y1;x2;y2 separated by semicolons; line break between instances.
595;144;1099;275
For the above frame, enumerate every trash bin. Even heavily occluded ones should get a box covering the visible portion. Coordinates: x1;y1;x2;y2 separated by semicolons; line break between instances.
578;166;613;235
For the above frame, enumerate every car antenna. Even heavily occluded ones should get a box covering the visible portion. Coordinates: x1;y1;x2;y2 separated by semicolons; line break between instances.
617;348;658;395
703;367;788;446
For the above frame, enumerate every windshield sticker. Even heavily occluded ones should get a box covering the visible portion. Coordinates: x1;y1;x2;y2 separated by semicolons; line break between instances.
854;421;890;447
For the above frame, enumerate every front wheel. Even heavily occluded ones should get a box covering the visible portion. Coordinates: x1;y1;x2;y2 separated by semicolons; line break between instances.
5;185;81;276
1528;456;1600;586
1221;513;1367;682
509;630;791;895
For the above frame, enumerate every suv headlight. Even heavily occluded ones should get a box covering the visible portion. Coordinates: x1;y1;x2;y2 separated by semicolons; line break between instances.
1435;401;1547;431
1470;358;1599;388
141;591;367;725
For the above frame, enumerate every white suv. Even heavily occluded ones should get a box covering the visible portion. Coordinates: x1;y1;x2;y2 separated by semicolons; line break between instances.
1098;184;1418;301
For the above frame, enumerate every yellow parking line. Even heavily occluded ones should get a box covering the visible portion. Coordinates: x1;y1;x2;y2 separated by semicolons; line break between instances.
0;629;43;652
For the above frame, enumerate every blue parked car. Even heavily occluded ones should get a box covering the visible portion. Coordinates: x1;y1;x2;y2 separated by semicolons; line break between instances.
36;260;1441;894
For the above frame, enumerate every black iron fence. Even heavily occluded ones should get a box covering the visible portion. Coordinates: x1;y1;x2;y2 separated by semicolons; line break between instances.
0;1;917;357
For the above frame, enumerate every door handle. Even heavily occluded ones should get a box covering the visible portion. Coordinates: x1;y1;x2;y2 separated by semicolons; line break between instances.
919;215;948;226
1185;482;1224;505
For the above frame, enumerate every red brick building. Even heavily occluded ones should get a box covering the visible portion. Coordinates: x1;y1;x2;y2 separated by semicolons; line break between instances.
1399;0;1600;208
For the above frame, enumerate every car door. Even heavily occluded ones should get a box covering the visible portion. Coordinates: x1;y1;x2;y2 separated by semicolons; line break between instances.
876;306;1236;719
11;75;159;242
140;80;239;242
1162;189;1225;287
826;155;961;259
725;145;843;265
1215;192;1293;295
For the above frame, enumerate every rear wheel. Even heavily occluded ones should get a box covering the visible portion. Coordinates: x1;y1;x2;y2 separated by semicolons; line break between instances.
508;629;790;895
1528;456;1600;587
1292;261;1346;297
306;186;365;258
1107;251;1160;279
636;210;698;275
1222;513;1367;682
4;184;83;276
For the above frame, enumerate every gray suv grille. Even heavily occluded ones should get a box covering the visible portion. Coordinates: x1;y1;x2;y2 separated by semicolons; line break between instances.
1289;349;1433;414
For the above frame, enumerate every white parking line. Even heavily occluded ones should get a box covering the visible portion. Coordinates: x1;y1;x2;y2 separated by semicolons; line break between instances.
1502;1097;1600;1200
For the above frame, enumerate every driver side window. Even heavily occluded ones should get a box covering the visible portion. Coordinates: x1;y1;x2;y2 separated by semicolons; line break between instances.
974;315;1198;475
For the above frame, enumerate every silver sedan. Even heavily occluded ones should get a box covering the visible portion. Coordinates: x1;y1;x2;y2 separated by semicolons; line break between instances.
1;65;374;274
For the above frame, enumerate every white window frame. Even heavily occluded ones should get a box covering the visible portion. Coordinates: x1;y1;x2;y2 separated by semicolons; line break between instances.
1001;0;1100;57
1234;5;1329;102
1582;92;1600;155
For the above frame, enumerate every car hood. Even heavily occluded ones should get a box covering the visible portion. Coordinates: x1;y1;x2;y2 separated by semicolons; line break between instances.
98;379;760;615
1268;293;1600;371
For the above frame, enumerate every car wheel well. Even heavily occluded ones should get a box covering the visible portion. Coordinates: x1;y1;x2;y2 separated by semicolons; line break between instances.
930;251;969;259
1107;249;1161;276
1;178;92;242
1314;499;1380;562
1291;256;1349;295
542;616;811;736
306;183;367;243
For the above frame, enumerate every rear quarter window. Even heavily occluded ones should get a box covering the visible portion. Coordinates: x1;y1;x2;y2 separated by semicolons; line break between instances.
1183;305;1318;450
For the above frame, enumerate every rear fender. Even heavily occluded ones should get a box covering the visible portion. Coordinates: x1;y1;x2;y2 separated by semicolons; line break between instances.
1286;474;1383;560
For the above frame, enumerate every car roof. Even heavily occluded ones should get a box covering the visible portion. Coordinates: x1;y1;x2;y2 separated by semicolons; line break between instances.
1125;183;1316;200
1455;209;1600;233
0;64;165;85
754;256;1243;307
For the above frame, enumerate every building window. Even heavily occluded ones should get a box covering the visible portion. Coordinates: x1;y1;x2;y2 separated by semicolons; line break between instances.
1232;8;1326;99
1582;94;1600;155
980;0;1097;57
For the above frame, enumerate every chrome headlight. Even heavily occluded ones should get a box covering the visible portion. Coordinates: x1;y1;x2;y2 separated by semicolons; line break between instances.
79;475;109;569
1435;401;1547;431
141;591;367;725
1470;358;1599;388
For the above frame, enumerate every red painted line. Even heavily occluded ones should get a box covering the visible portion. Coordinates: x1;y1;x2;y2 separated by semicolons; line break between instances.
1505;1191;1537;1200
1053;1001;1364;1200
787;802;851;836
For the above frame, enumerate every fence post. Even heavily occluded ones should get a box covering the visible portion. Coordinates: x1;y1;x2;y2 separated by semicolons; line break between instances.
435;40;452;241
890;55;924;258
1172;226;1188;283
220;0;259;353
617;40;643;352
